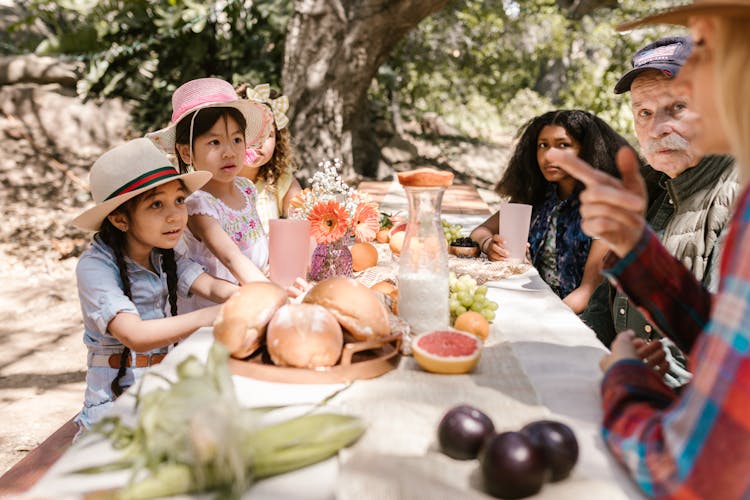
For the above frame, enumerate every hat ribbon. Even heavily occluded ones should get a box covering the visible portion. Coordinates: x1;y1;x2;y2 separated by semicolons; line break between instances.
105;166;180;201
245;83;289;130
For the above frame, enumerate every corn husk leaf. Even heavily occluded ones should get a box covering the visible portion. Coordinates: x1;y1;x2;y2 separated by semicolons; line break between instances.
73;343;364;500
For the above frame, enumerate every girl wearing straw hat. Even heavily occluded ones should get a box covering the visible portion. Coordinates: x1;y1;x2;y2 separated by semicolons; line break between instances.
550;1;750;497
73;138;240;429
148;77;275;311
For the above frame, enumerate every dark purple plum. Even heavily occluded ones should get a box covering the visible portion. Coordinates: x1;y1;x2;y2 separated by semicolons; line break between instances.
437;405;495;460
479;431;546;498
520;420;579;481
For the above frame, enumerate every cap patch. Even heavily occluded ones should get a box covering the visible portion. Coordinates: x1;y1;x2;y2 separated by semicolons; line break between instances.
634;44;680;67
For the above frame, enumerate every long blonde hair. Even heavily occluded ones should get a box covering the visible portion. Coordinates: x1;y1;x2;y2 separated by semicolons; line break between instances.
714;17;750;182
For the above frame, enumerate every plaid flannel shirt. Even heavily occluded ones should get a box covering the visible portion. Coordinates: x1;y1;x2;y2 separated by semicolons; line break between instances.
599;185;750;499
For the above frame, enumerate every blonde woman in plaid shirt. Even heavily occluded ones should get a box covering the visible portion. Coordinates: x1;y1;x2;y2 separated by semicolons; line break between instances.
550;1;750;498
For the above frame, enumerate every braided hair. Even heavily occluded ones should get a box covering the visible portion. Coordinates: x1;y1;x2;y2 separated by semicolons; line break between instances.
98;195;180;397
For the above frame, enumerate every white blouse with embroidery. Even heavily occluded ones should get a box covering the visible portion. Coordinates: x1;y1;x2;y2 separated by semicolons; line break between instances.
178;177;268;311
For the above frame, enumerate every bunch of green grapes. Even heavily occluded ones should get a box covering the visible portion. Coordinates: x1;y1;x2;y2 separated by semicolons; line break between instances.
448;272;499;323
441;219;463;245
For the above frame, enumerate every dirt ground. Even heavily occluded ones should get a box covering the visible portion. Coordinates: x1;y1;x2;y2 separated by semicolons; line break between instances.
0;238;87;476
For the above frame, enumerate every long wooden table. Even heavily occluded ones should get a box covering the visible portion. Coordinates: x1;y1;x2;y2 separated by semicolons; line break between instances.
23;183;644;499
358;180;493;216
358;179;493;236
25;224;643;499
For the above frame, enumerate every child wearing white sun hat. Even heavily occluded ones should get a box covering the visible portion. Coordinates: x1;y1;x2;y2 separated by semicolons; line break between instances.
73;138;239;430
147;77;276;312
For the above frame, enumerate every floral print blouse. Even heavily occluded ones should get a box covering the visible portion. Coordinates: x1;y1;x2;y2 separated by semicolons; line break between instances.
177;176;268;311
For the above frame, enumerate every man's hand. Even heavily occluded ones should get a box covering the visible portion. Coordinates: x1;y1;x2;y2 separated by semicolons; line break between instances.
600;330;669;377
600;330;640;372
634;337;669;374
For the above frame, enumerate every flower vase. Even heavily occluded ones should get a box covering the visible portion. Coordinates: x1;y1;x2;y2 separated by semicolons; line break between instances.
309;237;353;281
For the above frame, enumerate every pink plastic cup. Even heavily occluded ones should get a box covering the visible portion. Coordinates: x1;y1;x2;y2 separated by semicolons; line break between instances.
269;219;312;289
498;203;532;264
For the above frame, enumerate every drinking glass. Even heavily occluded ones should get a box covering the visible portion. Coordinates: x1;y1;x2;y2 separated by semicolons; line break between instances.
269;219;312;288
498;203;532;264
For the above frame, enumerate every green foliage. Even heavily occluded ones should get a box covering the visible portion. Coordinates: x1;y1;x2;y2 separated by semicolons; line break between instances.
381;0;682;144
15;0;683;147
16;0;291;131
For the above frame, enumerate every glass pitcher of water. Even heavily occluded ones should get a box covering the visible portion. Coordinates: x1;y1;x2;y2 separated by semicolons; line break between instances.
397;186;450;334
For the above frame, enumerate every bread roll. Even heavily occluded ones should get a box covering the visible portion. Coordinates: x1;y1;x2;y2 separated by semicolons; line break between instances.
266;303;343;368
397;167;454;188
213;282;288;358
303;277;391;341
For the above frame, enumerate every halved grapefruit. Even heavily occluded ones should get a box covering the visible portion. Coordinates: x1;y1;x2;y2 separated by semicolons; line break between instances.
412;329;482;374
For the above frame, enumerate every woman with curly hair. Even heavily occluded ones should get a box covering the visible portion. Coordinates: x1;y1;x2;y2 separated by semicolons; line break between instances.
470;109;636;313
236;83;303;233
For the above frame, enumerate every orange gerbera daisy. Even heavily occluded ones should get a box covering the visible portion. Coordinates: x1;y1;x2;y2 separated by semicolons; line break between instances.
352;203;379;242
309;200;349;244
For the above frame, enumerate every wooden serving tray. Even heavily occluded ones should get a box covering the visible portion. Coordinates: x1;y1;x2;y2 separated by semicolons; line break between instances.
228;333;402;384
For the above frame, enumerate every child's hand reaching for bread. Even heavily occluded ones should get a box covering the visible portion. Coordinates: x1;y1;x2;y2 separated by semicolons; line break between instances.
287;277;313;300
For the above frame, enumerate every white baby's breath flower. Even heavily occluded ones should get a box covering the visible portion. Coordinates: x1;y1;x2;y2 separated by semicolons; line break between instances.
290;158;372;232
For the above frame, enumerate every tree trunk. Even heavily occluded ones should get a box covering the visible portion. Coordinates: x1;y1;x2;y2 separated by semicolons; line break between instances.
282;0;449;181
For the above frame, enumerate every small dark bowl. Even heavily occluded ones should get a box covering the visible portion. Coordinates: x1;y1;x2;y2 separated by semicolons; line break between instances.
450;245;481;258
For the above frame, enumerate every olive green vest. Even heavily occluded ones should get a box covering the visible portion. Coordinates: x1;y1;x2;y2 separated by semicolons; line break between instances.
583;155;737;388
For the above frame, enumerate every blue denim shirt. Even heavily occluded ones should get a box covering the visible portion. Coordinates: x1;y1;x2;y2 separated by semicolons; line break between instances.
74;234;204;428
528;186;591;298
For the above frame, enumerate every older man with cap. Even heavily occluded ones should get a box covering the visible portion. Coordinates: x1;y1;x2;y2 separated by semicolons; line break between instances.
582;36;737;387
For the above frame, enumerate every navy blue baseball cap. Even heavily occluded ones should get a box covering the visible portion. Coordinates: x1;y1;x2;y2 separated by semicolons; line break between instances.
614;37;693;94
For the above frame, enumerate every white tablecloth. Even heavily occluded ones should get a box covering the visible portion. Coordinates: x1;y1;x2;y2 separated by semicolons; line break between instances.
26;264;643;499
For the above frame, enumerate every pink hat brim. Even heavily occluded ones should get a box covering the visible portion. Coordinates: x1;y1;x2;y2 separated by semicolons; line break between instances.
146;99;274;153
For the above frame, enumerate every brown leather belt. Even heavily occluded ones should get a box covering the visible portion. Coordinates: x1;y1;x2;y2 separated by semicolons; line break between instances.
107;353;166;368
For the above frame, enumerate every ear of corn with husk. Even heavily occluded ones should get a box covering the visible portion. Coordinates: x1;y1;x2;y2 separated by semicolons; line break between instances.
76;343;364;499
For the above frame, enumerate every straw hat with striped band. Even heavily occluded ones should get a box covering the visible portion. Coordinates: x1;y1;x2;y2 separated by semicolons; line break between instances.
73;138;212;231
618;0;750;31
146;77;274;154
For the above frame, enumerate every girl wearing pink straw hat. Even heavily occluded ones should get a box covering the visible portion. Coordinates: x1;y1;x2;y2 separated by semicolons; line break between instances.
72;138;240;430
148;78;276;311
550;2;750;497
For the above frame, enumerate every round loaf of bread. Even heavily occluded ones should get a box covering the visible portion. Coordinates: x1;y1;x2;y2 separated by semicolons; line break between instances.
213;281;288;358
303;277;391;341
397;167;454;187
266;303;343;368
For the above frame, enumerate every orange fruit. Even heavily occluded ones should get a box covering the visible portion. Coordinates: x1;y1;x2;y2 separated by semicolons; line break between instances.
376;228;391;243
389;231;405;255
371;280;397;297
370;280;398;314
412;329;482;374
453;311;490;341
389;222;407;238
350;242;379;271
